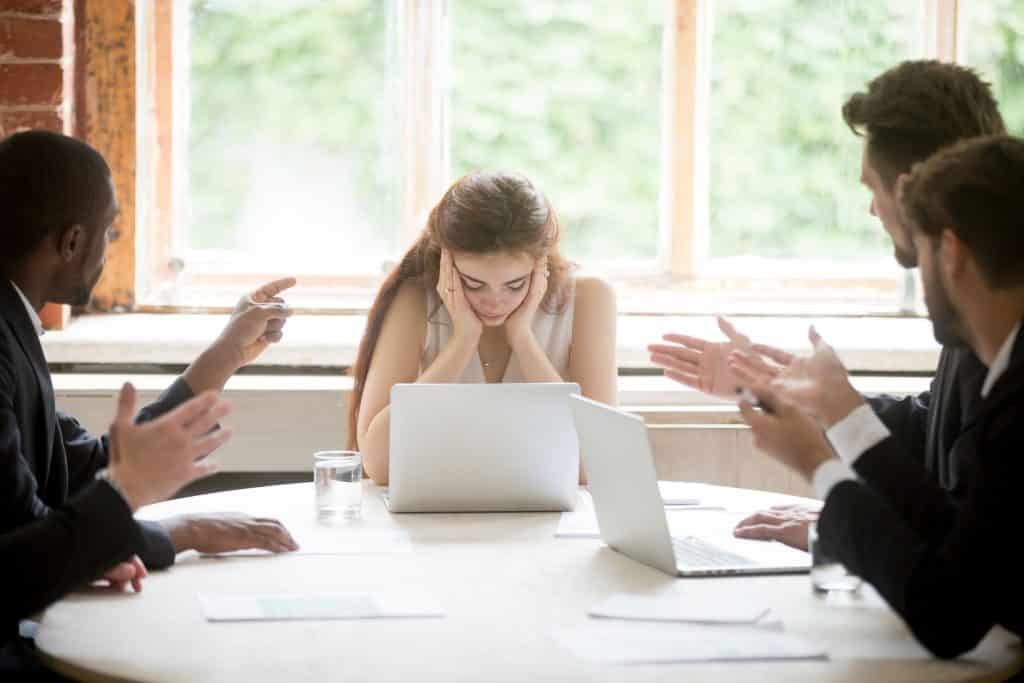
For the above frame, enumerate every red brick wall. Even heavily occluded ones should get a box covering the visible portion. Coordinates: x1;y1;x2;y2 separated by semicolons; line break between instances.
1;0;73;328
0;0;70;138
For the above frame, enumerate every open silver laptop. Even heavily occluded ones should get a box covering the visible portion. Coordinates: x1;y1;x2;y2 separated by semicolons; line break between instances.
570;395;810;577
386;383;580;512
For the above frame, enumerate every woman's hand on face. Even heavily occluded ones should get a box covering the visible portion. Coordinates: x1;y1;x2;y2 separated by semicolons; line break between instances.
505;256;549;350
437;249;483;345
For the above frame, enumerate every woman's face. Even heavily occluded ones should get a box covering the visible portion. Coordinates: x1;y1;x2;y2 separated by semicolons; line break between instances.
451;250;536;326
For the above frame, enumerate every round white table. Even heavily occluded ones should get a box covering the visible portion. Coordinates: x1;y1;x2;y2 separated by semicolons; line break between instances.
35;482;1023;682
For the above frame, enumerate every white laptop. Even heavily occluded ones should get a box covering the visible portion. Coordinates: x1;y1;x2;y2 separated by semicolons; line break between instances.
386;383;581;512
570;395;810;577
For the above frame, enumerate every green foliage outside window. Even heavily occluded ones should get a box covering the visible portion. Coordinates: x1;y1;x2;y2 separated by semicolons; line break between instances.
187;0;1024;268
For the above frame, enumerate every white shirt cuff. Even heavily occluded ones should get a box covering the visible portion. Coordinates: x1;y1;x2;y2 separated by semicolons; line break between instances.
812;458;858;500
825;403;891;467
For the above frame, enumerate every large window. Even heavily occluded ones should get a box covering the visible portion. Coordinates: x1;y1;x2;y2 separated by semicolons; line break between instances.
187;0;399;276
450;0;663;263
124;0;983;313
708;0;917;272
962;0;1024;135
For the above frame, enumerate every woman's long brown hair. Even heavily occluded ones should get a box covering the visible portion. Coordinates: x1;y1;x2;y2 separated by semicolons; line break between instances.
347;170;571;448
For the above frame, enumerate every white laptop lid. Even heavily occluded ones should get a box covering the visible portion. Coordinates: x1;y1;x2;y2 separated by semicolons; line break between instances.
570;395;810;576
388;383;580;512
569;395;678;574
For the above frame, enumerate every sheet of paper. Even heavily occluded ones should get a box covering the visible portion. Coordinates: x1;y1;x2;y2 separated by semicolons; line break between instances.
589;593;771;624
658;481;703;506
200;529;412;557
555;492;602;538
553;622;827;664
198;592;444;622
556;491;724;539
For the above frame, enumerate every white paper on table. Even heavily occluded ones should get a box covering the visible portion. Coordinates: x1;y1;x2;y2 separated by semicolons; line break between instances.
200;529;413;557
555;491;602;538
658;481;703;506
198;592;444;622
589;593;771;625
553;622;827;664
556;490;724;539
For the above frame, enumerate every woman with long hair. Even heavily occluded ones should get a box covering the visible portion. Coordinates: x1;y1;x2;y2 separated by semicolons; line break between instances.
349;170;617;484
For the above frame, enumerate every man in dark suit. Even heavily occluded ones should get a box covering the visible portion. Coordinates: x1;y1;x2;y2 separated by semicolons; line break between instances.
1;383;230;677
0;130;299;579
648;60;1005;549
735;135;1024;658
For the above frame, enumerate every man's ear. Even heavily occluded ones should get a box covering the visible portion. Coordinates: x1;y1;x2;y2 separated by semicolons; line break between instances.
939;228;967;282
894;172;911;201
57;224;85;263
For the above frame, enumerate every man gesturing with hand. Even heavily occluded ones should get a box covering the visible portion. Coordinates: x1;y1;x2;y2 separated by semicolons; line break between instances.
734;137;1024;658
1;384;231;674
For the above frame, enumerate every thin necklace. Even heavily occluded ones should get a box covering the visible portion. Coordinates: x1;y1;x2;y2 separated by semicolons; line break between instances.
479;343;507;369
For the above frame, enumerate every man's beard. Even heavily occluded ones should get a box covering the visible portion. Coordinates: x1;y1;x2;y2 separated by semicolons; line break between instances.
894;244;918;270
69;266;103;306
923;264;966;347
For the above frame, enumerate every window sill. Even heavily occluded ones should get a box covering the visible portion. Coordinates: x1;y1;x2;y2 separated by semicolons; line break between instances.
42;312;941;373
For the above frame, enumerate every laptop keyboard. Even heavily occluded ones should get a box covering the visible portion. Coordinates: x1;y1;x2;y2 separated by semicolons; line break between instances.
672;536;757;568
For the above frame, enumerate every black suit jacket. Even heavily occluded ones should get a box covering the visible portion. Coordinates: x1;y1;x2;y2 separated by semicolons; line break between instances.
818;322;1024;659
867;344;986;499
1;480;142;673
0;279;193;570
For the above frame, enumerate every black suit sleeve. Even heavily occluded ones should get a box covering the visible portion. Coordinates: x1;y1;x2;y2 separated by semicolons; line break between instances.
1;481;142;631
0;372;193;570
61;378;194;570
0;350;54;529
61;377;196;491
817;412;1020;659
865;387;932;467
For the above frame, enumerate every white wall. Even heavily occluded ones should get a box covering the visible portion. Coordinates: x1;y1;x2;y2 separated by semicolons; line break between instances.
54;374;815;497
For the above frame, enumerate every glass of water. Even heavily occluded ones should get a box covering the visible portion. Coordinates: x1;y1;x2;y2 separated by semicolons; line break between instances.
809;521;861;593
314;450;362;520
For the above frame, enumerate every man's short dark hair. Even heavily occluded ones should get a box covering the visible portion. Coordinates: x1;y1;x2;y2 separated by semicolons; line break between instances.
842;60;1006;187
902;135;1024;289
0;130;112;269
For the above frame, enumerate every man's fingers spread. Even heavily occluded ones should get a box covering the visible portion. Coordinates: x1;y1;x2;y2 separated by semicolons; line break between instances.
648;344;701;364
664;370;701;389
717;316;751;348
752;344;794;366
661;333;705;351
166;391;220;429
650;353;697;374
185;400;231;437
190;459;221;483
114;382;137;424
193;429;232;459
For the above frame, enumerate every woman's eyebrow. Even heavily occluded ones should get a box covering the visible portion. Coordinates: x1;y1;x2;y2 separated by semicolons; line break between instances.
454;268;528;284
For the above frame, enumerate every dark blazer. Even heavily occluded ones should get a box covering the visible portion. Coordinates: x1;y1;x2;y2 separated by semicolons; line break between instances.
818;322;1024;659
867;345;987;499
0;279;193;571
1;480;141;674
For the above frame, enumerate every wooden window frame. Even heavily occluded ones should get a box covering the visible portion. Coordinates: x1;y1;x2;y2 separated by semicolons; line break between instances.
75;0;966;315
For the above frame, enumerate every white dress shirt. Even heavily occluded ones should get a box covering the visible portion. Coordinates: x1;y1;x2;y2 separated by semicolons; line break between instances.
9;280;44;337
812;321;1021;500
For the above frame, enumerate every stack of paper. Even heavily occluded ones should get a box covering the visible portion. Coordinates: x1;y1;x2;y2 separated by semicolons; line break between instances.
198;592;444;622
553;622;827;664
589;593;772;625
